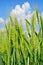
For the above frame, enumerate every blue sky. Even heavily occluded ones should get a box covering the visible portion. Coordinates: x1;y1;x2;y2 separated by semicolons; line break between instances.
0;0;43;31
0;0;43;19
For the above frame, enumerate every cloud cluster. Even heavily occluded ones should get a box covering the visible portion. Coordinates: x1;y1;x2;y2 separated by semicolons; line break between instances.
0;2;33;31
10;2;32;20
0;2;32;24
1;2;43;31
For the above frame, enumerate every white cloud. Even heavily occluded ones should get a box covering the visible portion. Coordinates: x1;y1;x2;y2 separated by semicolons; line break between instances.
10;2;31;20
0;17;5;23
22;2;30;12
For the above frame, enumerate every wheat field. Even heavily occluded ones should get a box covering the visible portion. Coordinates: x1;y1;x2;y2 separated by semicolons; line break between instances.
0;10;43;65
